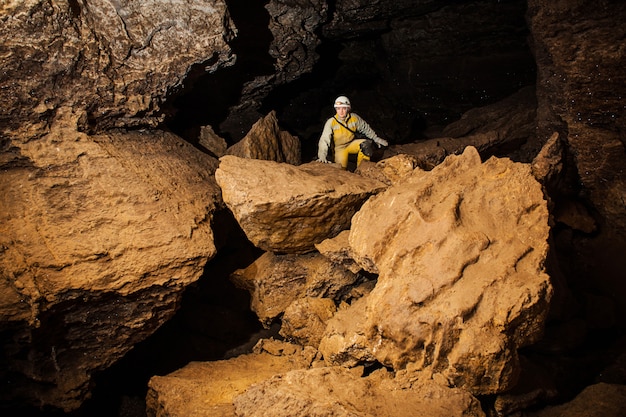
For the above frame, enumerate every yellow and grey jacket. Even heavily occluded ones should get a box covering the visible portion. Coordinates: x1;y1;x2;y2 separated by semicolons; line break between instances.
317;113;383;161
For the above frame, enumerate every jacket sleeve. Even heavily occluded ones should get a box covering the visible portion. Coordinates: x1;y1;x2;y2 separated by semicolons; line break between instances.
354;114;382;143
317;118;334;160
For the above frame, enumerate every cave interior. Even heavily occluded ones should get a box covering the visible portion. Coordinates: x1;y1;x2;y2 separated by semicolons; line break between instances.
10;0;626;416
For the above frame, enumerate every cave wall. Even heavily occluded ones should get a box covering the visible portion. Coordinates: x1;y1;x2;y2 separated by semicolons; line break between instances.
0;0;236;139
527;0;626;308
0;0;625;413
0;0;233;411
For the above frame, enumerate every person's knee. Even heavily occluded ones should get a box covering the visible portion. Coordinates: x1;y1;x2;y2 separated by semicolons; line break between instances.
359;140;374;157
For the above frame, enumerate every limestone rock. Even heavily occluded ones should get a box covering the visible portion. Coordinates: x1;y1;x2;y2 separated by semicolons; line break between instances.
266;0;327;86
225;111;301;164
355;154;420;186
315;230;362;274
318;296;378;368
233;367;486;417
323;146;552;395
279;297;337;348
146;340;319;417
199;125;229;157
0;0;235;138
531;132;563;186
0;112;221;410
230;252;357;326
215;156;387;253
528;0;626;237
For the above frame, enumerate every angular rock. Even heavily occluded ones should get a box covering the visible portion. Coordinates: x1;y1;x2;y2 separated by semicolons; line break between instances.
225;111;301;165
146;340;319;417
318;296;378;368
315;230;362;274
322;146;552;395
0;0;235;137
233;367;486;417
215;156;386;253
231;252;357;326
0;112;221;410
199;125;229;157
279;297;337;348
355;154;420;186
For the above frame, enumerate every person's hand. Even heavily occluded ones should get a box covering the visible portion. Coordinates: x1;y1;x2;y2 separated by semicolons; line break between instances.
375;138;388;147
316;157;330;163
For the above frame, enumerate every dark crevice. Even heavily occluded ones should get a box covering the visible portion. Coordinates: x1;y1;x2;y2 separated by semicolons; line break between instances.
161;0;274;145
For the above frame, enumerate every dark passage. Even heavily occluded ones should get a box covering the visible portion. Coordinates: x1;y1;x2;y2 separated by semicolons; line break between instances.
162;0;275;145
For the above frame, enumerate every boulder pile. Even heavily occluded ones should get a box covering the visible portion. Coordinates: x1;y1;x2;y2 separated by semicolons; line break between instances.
147;145;554;416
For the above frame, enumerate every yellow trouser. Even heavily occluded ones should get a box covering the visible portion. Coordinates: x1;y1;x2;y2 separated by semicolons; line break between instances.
334;139;370;169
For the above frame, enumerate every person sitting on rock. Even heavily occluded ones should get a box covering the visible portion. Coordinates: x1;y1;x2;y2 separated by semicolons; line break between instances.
316;95;388;169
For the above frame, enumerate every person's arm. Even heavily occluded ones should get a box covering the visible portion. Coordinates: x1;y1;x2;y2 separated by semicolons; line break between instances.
354;114;388;147
317;119;334;162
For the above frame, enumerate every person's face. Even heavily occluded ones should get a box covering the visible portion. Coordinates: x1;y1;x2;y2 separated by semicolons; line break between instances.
335;106;349;118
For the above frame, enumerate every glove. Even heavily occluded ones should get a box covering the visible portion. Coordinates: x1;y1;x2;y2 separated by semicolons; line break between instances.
375;138;389;147
316;157;330;163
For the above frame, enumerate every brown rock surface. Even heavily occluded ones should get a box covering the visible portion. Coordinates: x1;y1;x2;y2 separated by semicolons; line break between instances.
528;0;626;236
0;0;235;137
215;156;386;253
280;297;337;348
315;230;362;274
321;146;552;395
230;252;357;326
0;110;221;409
146;339;320;417
225;111;301;164
233;367;486;417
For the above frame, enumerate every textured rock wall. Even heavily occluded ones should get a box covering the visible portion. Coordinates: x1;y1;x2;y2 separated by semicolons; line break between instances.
0;1;234;410
528;0;626;236
0;0;235;138
0;110;222;410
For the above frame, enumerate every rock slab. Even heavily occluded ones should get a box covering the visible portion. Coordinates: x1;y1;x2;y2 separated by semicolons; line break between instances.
215;156;386;253
322;146;552;395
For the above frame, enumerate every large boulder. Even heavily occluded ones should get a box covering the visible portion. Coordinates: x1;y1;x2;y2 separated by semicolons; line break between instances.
146;339;320;417
215;156;386;253
233;367;486;417
320;146;552;395
230;252;357;326
0;0;235;137
0;110;221;410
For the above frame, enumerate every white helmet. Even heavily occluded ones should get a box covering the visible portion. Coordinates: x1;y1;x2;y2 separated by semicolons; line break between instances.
334;96;351;109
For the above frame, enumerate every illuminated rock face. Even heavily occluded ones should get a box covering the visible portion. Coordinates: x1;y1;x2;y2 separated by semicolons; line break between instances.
328;147;552;395
149;147;551;416
0;124;222;410
1;0;625;413
0;0;236;138
215;156;387;254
